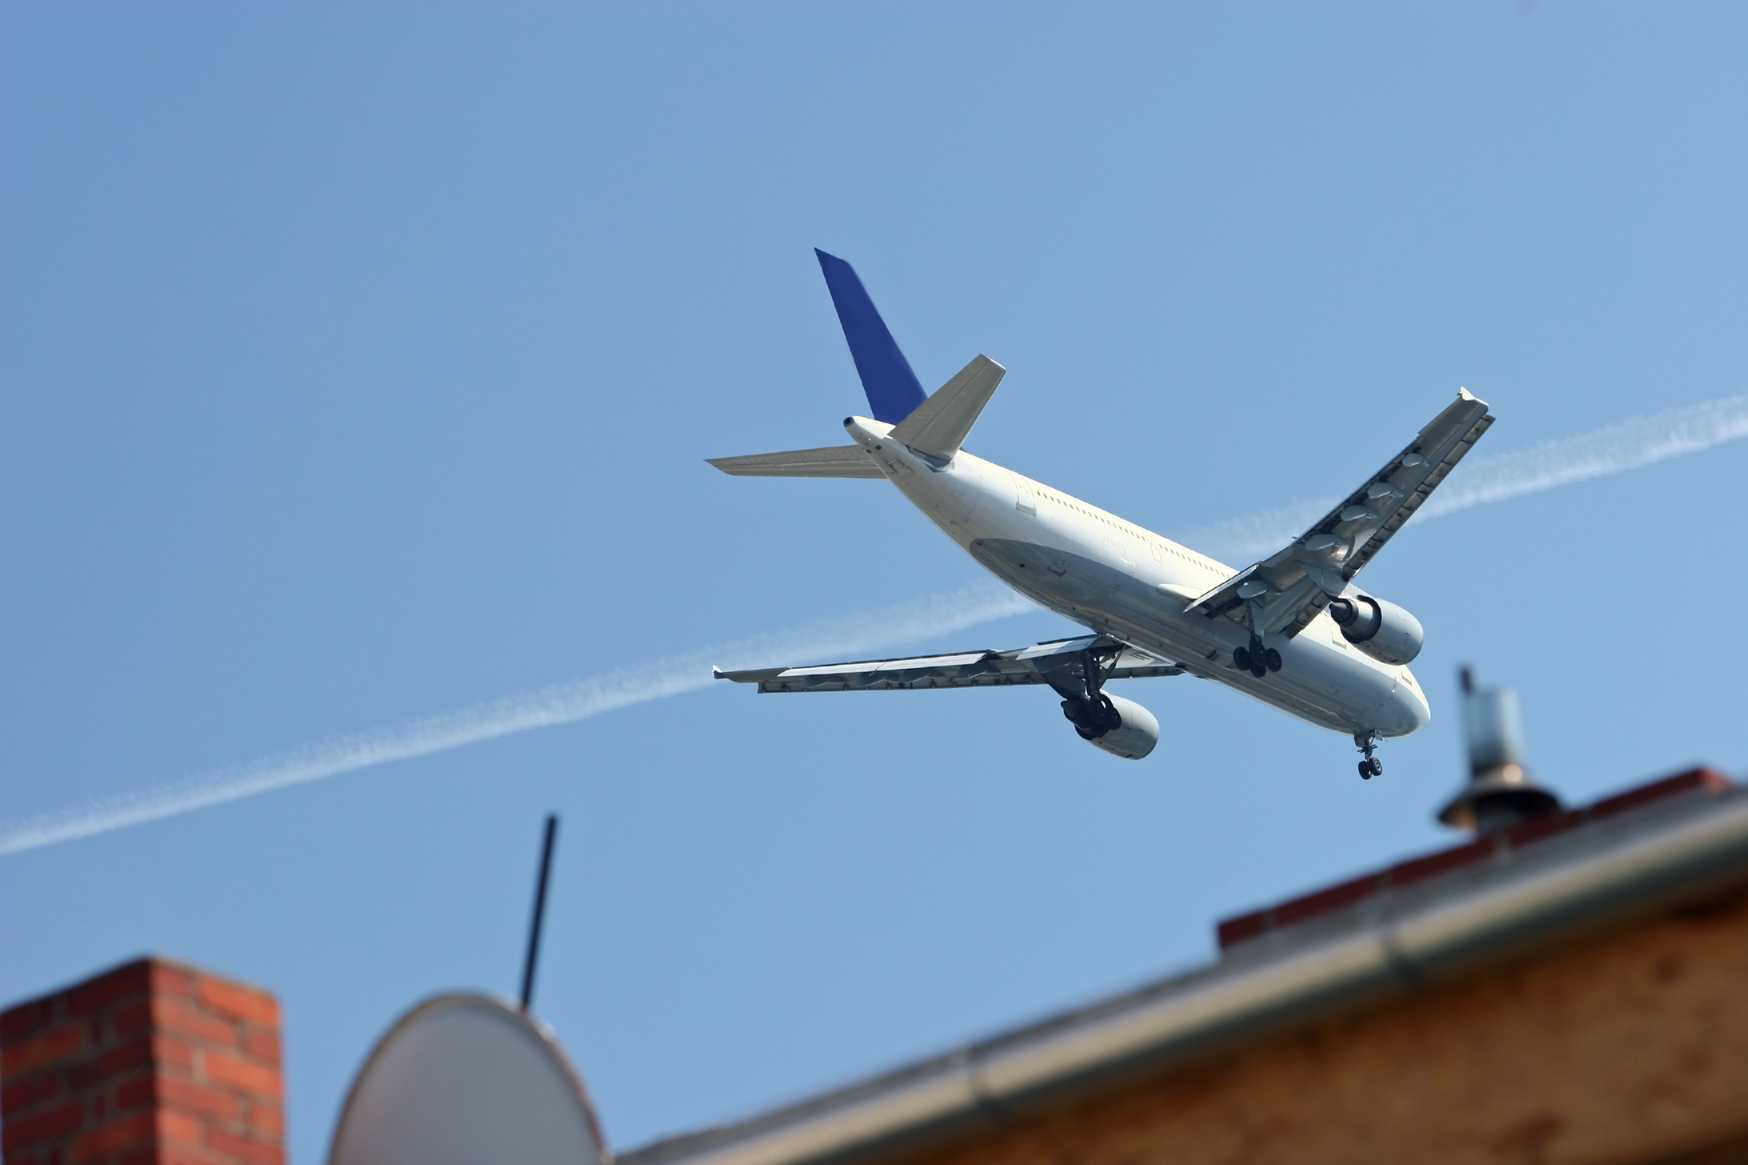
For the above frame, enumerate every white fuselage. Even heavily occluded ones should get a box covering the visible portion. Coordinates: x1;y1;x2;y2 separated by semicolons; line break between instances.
845;417;1431;740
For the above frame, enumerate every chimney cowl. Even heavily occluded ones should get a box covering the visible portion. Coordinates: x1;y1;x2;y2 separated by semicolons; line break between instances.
1438;667;1563;835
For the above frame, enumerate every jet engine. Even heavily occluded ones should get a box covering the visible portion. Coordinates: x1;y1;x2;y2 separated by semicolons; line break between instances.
1060;692;1159;760
1327;595;1424;665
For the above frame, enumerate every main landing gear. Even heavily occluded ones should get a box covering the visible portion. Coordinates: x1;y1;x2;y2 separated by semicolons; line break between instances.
1053;644;1124;740
1233;634;1282;680
1355;731;1383;780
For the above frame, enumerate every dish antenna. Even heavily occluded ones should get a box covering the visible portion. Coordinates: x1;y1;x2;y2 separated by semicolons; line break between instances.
328;814;608;1165
326;993;610;1165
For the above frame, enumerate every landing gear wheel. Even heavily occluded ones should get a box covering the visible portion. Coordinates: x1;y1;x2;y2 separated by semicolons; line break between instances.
1353;731;1383;780
1265;648;1283;673
1251;663;1268;679
1233;646;1251;671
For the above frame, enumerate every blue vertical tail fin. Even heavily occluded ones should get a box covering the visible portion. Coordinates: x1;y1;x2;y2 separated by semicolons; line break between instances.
815;249;928;424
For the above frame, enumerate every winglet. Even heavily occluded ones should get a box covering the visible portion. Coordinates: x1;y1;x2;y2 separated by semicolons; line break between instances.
815;250;928;425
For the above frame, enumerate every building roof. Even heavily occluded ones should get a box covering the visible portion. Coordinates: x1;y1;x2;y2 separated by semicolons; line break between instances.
620;767;1746;1165
1216;767;1734;949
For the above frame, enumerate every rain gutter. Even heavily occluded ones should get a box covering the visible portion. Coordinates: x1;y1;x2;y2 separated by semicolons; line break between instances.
621;787;1748;1165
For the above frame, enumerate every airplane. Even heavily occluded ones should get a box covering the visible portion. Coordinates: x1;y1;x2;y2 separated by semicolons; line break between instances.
709;251;1493;778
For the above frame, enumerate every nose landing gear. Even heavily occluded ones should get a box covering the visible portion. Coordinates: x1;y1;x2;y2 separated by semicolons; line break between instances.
1233;635;1283;679
1355;731;1383;779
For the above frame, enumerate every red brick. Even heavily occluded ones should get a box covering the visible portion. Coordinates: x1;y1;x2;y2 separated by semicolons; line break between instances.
146;964;198;1005
69;1037;151;1090
151;1000;240;1049
170;1135;226;1164
160;1150;228;1165
155;1106;201;1145
1274;873;1383;928
1389;836;1499;889
71;1111;155;1163
194;980;277;1028
245;1101;283;1137
1;999;56;1043
157;1076;242;1122
1;1025;82;1081
1;1100;82;1152
114;1075;154;1111
1;1070;60;1116
152;1034;196;1073
68;1032;185;1089
160;1152;222;1165
239;1031;280;1065
201;1051;281;1099
111;1001;152;1037
65;962;152;1017
204;1125;283;1165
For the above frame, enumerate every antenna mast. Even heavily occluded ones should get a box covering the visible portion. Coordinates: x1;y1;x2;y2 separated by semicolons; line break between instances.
520;814;559;1012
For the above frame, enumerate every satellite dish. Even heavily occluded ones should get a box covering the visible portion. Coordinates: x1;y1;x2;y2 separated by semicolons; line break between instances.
328;993;610;1165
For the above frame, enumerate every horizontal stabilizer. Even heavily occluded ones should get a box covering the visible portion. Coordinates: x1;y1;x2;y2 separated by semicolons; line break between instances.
889;355;1006;460
707;445;884;479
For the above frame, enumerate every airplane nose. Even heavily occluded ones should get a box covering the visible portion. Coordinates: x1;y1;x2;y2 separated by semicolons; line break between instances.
1387;673;1432;738
1371;670;1431;739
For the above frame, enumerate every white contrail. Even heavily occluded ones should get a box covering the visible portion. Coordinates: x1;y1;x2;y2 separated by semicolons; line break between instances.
7;392;1743;857
1418;392;1748;517
0;584;1036;856
1188;392;1748;563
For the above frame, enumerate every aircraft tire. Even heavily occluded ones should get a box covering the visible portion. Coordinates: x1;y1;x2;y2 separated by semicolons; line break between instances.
1265;648;1283;672
1233;646;1251;671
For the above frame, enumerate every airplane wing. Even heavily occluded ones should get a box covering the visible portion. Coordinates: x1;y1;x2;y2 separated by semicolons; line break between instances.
714;635;1182;693
1188;389;1494;640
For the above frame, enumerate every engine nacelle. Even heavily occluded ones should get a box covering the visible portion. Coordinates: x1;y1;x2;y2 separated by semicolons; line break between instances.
1327;595;1424;665
1061;693;1159;760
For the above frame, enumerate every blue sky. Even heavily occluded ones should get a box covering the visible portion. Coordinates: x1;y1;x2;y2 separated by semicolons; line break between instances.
3;3;1746;1159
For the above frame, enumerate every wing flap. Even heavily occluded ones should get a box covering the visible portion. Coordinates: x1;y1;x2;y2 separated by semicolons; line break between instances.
707;445;885;479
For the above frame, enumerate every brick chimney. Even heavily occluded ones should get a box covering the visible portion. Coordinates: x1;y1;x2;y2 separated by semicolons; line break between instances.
1;956;285;1165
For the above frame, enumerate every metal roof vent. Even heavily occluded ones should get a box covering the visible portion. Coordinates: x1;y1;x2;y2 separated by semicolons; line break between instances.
1438;666;1563;835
